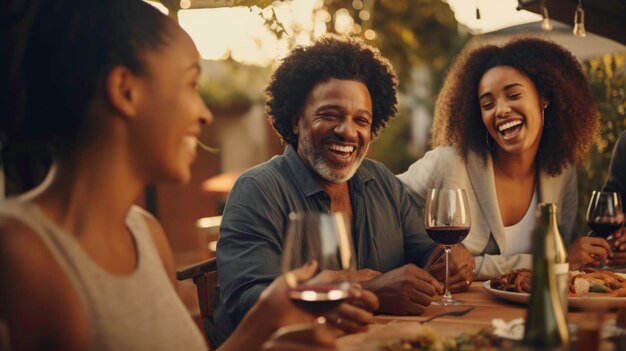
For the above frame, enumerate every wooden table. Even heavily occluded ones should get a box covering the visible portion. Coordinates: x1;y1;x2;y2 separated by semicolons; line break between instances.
338;281;620;349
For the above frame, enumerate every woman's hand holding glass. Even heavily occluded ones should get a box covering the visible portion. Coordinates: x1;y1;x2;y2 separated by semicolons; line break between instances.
569;191;625;269
425;244;475;293
280;212;377;334
568;236;613;270
580;191;625;268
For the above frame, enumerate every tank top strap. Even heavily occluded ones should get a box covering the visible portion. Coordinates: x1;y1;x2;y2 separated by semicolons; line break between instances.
124;205;169;278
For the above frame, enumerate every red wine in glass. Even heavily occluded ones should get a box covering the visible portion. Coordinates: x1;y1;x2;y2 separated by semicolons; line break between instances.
588;220;623;239
281;212;355;322
288;283;350;315
426;226;470;246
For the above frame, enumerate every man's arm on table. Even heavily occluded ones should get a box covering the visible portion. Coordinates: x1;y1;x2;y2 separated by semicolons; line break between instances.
358;172;443;315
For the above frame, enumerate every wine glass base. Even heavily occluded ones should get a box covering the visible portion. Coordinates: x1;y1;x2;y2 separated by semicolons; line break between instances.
432;297;465;306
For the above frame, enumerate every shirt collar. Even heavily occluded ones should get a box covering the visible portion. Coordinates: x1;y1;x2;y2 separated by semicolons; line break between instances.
283;144;375;197
352;158;375;186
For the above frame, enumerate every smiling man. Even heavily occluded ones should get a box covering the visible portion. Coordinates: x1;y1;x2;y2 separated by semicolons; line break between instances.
212;35;473;345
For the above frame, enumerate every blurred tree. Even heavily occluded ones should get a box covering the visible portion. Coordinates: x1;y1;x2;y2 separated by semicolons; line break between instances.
367;112;413;173
158;0;279;26
324;0;466;90
575;52;626;235
197;59;271;115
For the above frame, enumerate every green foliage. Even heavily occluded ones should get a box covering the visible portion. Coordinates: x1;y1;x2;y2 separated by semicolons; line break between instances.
323;0;468;90
157;0;280;27
251;0;287;39
234;0;275;7
368;112;414;174
574;52;626;236
197;60;271;114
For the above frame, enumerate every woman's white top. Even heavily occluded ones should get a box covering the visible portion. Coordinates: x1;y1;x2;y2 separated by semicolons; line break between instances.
502;188;538;256
397;146;578;280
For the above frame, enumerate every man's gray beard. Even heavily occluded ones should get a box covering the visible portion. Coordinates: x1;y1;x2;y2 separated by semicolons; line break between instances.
298;129;368;184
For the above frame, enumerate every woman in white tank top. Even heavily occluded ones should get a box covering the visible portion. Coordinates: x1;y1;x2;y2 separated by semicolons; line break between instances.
0;1;376;350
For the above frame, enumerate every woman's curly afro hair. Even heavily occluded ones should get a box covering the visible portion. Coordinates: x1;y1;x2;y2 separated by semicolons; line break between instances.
431;36;599;176
265;34;398;146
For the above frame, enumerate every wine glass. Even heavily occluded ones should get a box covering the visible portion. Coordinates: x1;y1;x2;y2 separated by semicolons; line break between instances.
586;191;624;240
425;188;471;306
281;212;356;323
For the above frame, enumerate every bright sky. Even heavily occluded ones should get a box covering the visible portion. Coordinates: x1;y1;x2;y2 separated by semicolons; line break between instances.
147;0;542;66
445;0;541;34
179;0;330;65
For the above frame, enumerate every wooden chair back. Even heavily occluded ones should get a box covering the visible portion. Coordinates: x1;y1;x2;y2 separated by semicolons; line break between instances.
176;216;222;349
177;258;218;321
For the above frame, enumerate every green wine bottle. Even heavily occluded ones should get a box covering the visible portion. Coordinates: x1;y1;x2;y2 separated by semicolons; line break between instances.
523;203;569;349
548;203;569;313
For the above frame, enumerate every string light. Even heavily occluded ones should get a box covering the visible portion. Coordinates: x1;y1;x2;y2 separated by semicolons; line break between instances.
573;0;586;37
475;0;481;20
540;2;553;31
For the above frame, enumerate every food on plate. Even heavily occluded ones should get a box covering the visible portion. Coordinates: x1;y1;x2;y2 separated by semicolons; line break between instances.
569;270;626;296
489;268;532;293
490;268;626;297
378;326;510;351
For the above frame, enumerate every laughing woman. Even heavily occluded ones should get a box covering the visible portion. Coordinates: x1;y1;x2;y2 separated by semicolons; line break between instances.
398;37;600;280
0;1;379;350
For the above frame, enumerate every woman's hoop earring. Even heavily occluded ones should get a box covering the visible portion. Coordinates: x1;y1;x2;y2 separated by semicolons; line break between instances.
485;131;495;150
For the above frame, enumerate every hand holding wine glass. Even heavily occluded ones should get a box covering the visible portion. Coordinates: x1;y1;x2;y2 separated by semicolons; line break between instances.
580;191;625;268
282;212;356;324
425;244;475;293
424;188;471;305
586;191;624;240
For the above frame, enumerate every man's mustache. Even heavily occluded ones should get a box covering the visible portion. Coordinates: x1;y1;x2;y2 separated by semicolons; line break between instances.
321;135;360;148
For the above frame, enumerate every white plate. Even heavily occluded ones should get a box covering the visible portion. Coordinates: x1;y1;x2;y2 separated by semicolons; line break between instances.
483;280;626;310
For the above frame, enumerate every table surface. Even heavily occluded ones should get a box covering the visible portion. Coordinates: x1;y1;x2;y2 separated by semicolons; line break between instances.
338;281;620;349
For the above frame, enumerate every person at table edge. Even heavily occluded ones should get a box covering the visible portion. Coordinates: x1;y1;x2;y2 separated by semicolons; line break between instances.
589;130;626;264
213;35;475;344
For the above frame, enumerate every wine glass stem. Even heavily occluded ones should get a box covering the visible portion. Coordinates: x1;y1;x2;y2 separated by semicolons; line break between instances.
443;246;452;300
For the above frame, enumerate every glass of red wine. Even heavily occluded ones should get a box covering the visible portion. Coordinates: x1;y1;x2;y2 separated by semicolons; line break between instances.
425;188;471;306
281;212;355;323
586;191;624;240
